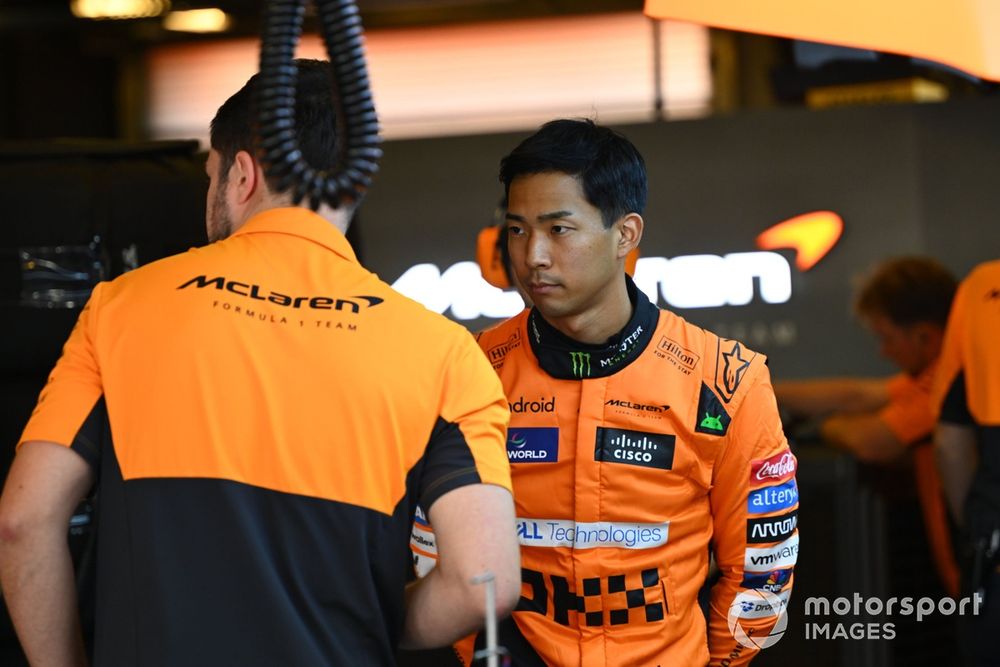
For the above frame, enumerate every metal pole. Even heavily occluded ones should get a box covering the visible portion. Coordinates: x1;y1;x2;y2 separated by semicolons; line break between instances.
471;572;498;667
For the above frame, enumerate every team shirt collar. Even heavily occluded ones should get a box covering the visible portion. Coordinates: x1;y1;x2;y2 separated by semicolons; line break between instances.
527;275;659;380
232;207;359;264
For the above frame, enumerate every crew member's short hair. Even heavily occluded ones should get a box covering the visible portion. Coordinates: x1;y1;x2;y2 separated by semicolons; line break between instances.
210;59;343;197
499;119;647;228
855;256;957;327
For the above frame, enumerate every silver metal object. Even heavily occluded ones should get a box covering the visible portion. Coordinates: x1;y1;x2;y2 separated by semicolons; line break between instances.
471;571;498;667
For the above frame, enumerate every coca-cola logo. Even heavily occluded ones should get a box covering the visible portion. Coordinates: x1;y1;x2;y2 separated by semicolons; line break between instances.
751;450;796;483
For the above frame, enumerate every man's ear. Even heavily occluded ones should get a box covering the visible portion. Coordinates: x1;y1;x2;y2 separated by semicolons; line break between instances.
230;150;260;205
616;213;643;259
916;321;945;347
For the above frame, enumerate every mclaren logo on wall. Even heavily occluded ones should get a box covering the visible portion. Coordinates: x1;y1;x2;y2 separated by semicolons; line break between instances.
392;211;844;320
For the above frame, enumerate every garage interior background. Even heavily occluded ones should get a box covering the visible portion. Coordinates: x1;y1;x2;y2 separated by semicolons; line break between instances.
1;1;999;666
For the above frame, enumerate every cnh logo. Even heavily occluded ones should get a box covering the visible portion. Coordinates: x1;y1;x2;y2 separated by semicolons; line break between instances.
392;211;843;320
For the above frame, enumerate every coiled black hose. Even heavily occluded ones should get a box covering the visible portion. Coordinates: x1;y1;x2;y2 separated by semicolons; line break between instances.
257;0;382;211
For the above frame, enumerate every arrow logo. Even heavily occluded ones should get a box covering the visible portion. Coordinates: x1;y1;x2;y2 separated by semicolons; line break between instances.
755;211;843;272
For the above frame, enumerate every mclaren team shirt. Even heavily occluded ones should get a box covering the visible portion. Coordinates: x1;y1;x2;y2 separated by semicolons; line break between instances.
19;207;512;666
932;259;1000;535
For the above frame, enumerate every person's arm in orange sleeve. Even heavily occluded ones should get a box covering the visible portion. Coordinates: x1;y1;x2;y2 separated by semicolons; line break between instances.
708;367;798;666
819;413;906;463
400;336;520;649
817;370;933;463
774;377;889;418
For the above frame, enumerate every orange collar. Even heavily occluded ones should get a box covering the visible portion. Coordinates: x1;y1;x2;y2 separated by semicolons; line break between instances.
232;208;358;264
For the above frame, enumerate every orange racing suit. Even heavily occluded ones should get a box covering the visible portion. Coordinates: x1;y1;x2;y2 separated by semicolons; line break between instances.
417;278;798;666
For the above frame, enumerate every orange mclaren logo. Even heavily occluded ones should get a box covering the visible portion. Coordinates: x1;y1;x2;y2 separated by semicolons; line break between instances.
755;211;844;272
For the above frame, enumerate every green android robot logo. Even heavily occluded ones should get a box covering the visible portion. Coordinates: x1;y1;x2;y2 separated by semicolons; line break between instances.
700;412;724;431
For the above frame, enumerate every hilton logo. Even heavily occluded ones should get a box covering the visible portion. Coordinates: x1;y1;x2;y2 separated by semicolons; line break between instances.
656;336;699;375
488;330;521;367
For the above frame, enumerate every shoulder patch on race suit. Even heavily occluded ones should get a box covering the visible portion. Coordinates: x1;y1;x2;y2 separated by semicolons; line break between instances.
594;427;676;471
750;449;797;486
732;590;791;620
744;534;800;572
507;427;559;463
714;338;756;404
746;510;798;544
486;328;521;371
747;479;799;514
654;335;700;376
409;505;438;577
695;383;732;436
741;567;793;593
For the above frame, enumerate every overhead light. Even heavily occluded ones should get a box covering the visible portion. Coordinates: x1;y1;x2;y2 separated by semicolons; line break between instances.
71;0;170;19
163;8;231;33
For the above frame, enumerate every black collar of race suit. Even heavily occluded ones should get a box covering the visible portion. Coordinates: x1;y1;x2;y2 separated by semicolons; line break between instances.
527;275;659;380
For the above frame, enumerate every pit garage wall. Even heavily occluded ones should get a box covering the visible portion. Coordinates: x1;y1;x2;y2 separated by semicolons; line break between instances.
2;94;998;667
360;97;1000;381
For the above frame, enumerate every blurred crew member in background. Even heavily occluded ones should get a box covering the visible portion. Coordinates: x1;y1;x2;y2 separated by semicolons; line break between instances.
933;259;1000;666
775;257;959;597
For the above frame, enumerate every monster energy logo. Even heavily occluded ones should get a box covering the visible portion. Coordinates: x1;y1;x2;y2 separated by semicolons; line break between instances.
570;351;592;378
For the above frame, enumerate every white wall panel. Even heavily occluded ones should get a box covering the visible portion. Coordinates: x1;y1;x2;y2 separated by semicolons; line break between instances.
147;12;711;144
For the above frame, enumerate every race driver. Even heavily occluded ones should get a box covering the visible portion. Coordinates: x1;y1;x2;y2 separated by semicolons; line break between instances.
461;119;798;666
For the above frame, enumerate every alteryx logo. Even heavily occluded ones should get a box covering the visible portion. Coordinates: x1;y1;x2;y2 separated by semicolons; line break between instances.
747;480;799;514
506;427;558;463
392;211;844;320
